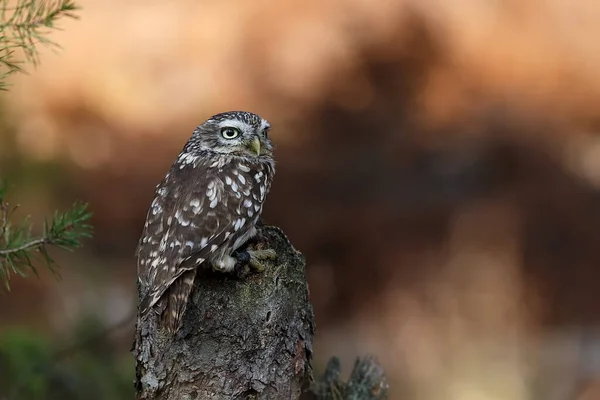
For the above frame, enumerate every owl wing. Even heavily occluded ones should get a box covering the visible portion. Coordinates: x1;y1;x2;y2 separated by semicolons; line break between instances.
136;158;247;316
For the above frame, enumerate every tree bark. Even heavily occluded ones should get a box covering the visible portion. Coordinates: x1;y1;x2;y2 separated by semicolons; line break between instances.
133;226;315;400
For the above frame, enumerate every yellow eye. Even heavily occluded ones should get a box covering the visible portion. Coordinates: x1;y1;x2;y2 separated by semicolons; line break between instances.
220;127;240;139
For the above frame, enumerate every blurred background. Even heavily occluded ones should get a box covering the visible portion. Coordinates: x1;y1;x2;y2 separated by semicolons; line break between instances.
1;0;600;398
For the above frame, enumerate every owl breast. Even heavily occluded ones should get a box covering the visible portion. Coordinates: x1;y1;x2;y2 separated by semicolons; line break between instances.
202;157;274;268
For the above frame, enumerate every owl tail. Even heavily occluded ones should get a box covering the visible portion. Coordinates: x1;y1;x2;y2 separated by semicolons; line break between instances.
162;269;197;333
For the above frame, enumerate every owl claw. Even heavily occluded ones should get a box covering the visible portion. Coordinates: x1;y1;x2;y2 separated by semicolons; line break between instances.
233;249;251;265
233;248;276;275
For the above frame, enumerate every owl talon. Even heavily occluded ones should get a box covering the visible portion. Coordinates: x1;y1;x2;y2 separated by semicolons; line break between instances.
233;248;276;274
232;250;252;276
232;249;251;265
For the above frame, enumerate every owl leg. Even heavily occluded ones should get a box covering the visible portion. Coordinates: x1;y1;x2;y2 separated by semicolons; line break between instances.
212;254;237;272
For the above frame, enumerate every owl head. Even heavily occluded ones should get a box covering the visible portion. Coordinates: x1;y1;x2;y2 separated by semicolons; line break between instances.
186;111;273;158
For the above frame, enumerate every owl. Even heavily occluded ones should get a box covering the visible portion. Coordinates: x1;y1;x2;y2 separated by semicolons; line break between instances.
136;111;276;333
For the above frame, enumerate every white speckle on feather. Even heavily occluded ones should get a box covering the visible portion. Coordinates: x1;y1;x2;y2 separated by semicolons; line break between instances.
234;218;246;230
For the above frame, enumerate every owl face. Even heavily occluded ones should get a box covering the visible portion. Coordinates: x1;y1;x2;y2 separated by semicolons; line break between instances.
187;111;273;159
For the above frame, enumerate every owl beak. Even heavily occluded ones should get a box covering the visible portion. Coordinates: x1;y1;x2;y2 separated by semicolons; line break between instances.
248;137;261;156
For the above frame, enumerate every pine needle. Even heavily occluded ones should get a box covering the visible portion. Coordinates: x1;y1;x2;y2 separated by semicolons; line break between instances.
0;0;79;89
0;178;93;289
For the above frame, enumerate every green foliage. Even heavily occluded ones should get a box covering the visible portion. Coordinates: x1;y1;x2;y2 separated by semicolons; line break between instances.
0;329;52;399
0;317;135;400
0;3;122;399
0;0;79;89
0;178;93;288
312;356;389;400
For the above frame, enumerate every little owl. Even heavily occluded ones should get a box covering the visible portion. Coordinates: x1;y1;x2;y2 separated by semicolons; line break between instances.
136;111;276;333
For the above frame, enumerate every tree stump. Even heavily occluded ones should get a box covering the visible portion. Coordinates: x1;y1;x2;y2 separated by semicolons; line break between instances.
133;226;315;400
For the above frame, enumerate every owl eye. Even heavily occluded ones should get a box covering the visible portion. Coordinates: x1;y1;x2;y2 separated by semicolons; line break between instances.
220;127;241;139
262;127;270;138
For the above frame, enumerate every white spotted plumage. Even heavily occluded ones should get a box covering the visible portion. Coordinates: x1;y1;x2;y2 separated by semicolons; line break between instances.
136;111;275;333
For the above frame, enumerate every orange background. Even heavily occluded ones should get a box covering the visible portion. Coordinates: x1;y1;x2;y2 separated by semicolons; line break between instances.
2;0;600;399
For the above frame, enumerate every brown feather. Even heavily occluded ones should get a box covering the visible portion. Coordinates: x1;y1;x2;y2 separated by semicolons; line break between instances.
136;111;275;333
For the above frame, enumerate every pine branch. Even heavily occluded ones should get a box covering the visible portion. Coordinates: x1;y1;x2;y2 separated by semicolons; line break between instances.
0;179;93;289
0;0;79;89
311;356;389;400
